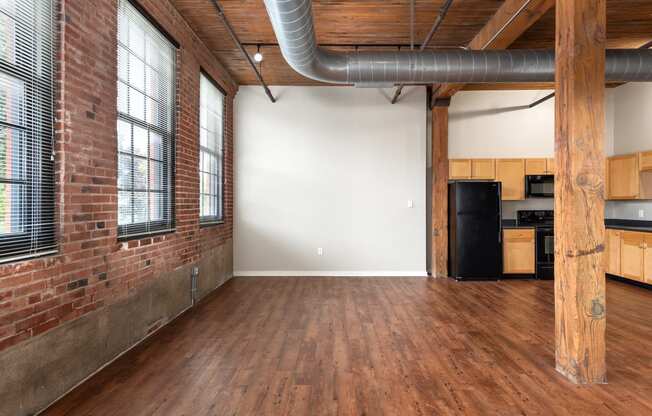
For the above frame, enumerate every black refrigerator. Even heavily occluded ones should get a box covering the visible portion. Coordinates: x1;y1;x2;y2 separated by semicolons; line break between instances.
448;181;502;280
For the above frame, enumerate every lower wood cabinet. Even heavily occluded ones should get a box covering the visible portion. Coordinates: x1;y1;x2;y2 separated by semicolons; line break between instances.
503;228;535;274
606;229;652;284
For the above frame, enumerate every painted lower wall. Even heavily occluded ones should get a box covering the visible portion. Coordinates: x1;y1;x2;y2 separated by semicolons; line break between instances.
234;86;427;276
606;82;652;220
0;240;232;416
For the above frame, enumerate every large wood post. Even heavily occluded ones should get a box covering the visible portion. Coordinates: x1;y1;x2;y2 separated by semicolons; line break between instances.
432;102;449;278
554;0;607;384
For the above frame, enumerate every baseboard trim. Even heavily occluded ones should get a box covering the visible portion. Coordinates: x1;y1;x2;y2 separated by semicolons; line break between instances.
234;271;429;277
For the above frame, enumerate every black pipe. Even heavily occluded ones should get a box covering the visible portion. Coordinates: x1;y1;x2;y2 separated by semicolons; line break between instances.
392;0;455;104
529;92;555;108
208;0;276;103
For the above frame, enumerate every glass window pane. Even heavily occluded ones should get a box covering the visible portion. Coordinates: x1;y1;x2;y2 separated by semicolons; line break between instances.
0;13;16;65
133;157;147;189
0;127;24;180
132;125;148;157
128;87;145;121
150;193;163;222
149;161;162;191
118;81;128;114
145;65;160;100
117;120;131;153
129;53;145;92
118;191;132;225
128;19;145;59
0;183;23;234
118;154;132;189
0;71;24;126
133;192;147;224
150;131;162;160
118;46;128;81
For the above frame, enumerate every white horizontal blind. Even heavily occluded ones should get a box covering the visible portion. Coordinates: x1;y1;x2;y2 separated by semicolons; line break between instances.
0;0;56;262
117;0;175;238
199;73;224;223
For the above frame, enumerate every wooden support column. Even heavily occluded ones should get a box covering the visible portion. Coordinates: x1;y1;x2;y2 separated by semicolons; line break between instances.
554;0;607;384
432;100;449;278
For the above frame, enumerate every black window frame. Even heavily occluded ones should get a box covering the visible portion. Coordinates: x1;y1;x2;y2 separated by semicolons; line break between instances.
198;70;225;226
0;0;56;263
116;0;178;240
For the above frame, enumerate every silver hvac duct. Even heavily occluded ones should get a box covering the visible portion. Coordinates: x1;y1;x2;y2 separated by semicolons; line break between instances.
263;0;652;86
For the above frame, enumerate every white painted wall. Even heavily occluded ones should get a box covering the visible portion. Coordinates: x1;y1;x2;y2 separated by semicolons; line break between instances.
234;86;427;276
607;83;652;220
449;89;617;219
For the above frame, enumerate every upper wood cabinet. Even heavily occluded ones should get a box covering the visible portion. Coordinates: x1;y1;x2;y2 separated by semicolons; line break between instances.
471;159;495;180
450;159;495;180
503;228;535;274
449;159;472;179
546;158;555;175
640;151;652;172
621;231;646;282
496;159;526;200
605;229;622;276
607;154;640;200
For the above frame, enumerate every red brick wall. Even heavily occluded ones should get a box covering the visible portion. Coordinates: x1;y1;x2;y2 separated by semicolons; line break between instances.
0;0;237;352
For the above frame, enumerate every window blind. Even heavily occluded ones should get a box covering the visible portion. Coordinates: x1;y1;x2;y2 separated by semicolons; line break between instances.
0;0;56;263
199;73;224;223
117;0;175;238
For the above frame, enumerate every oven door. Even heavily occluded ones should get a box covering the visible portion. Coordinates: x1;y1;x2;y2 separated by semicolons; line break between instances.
536;227;555;280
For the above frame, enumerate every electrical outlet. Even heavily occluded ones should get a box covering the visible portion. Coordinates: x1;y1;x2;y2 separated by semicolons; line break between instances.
407;200;414;208
639;209;645;219
317;247;324;256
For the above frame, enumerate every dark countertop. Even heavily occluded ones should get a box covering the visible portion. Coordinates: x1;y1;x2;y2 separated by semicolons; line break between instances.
501;220;534;229
605;219;652;233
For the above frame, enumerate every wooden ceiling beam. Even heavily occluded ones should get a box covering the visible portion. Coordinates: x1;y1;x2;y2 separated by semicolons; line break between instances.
435;0;555;98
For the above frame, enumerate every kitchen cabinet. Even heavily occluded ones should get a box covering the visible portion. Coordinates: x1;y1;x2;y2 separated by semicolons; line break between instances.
496;159;526;201
620;231;646;282
640;151;652;172
449;159;495;180
449;159;472;179
605;229;622;276
503;228;535;274
471;159;495;180
525;158;555;175
607;154;640;200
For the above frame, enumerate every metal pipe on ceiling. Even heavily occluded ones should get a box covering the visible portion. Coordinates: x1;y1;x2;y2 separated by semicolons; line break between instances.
392;0;455;104
262;0;652;86
209;0;276;103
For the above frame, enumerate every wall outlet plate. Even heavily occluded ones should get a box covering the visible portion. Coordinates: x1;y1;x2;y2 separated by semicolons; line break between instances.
317;248;324;256
639;209;645;219
407;200;414;208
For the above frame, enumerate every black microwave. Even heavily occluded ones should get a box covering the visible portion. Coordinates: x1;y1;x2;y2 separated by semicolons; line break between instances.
525;175;554;198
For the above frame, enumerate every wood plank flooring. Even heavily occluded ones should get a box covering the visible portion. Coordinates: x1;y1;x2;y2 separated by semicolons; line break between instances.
43;277;652;415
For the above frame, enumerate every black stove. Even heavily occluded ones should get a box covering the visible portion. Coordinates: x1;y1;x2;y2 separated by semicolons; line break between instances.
517;210;554;280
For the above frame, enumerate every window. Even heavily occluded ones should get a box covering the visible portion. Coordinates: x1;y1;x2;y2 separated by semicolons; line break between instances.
117;0;175;238
0;0;55;262
199;73;224;223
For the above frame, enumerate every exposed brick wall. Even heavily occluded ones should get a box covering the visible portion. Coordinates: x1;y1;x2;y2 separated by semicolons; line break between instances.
0;0;237;352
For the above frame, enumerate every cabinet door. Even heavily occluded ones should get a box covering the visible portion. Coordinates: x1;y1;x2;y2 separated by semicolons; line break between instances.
640;151;652;172
496;159;525;200
503;229;535;274
645;235;652;283
471;159;495;179
605;229;622;276
621;231;645;282
450;159;472;179
607;155;639;200
546;158;555;174
525;159;547;175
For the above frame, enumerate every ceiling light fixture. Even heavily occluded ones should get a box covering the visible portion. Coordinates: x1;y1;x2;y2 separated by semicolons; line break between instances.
254;45;263;62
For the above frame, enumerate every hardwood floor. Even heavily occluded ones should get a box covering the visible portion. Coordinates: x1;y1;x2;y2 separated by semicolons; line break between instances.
43;277;652;415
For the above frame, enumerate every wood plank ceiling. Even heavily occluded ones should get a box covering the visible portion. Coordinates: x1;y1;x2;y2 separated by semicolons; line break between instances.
171;0;652;88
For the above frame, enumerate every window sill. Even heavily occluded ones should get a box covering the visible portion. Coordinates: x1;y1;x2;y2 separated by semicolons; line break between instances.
117;228;176;242
200;220;225;228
